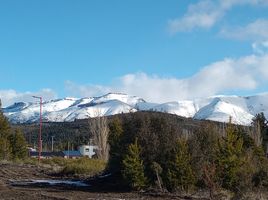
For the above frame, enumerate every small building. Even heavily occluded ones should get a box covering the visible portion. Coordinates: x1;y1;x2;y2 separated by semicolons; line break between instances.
78;145;98;158
28;144;98;159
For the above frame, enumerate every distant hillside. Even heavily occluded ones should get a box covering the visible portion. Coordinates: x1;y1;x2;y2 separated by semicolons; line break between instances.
14;111;218;151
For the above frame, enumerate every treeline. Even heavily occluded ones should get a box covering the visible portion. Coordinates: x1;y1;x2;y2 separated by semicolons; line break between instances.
15;120;90;152
15;112;199;152
0;100;28;160
107;112;268;197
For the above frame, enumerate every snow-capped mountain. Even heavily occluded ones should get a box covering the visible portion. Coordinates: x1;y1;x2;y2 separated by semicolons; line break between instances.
3;93;142;123
3;92;268;125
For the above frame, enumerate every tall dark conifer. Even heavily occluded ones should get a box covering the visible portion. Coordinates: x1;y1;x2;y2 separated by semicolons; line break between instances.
0;99;12;160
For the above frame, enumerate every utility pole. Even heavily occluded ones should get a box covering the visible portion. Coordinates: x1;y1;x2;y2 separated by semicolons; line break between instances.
32;96;42;165
67;141;70;159
51;136;54;152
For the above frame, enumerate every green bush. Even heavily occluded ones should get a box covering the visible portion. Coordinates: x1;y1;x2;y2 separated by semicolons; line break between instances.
61;157;106;176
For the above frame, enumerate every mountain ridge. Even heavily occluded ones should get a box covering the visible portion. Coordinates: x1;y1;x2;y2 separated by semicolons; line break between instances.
3;92;268;125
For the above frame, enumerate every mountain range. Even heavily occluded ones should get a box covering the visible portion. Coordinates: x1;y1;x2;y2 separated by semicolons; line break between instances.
3;92;268;125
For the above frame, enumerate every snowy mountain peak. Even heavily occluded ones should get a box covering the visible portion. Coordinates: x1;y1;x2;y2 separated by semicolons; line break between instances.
3;102;30;113
3;93;268;125
92;93;145;106
193;98;254;125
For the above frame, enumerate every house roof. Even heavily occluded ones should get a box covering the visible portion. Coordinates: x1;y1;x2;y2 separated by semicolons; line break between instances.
29;151;65;157
29;150;82;157
62;151;82;157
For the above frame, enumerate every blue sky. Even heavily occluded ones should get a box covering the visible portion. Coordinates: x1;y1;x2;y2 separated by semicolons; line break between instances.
1;0;268;106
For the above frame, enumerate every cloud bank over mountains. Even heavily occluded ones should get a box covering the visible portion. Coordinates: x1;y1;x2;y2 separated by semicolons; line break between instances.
65;53;268;103
0;89;57;107
2;51;267;107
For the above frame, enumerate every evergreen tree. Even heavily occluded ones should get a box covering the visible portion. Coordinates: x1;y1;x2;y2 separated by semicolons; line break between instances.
108;118;124;172
0;135;11;160
0;99;10;135
0;99;12;160
216;123;244;191
165;139;195;192
9;129;28;160
122;138;147;190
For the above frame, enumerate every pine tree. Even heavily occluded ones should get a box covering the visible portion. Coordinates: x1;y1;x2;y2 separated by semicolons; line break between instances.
165;139;195;192
0;136;11;160
216;123;244;190
0;99;10;136
108;118;124;172
122;138;147;190
9;129;28;160
0;99;12;160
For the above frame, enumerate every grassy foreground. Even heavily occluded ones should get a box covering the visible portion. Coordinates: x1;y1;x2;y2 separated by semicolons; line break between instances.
25;157;106;176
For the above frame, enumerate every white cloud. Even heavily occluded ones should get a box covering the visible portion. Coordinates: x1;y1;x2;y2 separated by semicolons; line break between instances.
220;19;268;41
2;53;268;106
252;40;268;54
168;0;223;33
168;0;268;33
64;80;111;98
0;89;57;107
65;53;268;103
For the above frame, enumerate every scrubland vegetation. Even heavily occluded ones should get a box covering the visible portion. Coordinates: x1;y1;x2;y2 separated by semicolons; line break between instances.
24;157;106;176
60;157;106;176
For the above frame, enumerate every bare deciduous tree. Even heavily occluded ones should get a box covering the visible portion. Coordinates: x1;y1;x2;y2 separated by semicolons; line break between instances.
203;163;218;199
248;122;263;147
89;111;110;161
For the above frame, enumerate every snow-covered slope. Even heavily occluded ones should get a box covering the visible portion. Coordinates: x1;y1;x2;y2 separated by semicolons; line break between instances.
3;93;141;123
137;101;197;118
193;97;254;125
192;94;268;125
3;92;268;125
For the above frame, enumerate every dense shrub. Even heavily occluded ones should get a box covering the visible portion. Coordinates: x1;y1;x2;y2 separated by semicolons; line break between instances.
61;157;106;176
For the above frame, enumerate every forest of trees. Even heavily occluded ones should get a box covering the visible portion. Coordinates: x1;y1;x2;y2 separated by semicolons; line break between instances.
0;100;28;160
107;112;268;198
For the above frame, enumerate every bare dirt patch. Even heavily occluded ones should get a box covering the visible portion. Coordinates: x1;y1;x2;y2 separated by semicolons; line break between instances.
1;162;267;200
0;162;181;200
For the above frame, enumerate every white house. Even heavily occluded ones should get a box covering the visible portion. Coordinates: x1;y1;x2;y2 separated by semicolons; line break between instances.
78;145;98;158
